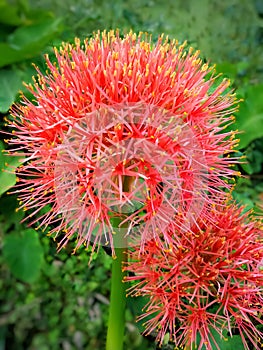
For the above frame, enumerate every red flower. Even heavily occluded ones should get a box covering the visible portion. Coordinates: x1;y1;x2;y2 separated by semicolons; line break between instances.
8;30;240;254
125;204;263;349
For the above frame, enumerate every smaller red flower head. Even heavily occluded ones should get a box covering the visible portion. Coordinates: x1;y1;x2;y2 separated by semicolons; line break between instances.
125;203;263;350
7;30;240;254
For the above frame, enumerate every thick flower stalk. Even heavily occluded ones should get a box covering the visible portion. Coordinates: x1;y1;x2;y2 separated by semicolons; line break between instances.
7;30;240;254
125;203;263;350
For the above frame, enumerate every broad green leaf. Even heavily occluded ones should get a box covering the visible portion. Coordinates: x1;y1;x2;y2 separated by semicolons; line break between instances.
0;0;26;26
197;327;245;350
240;138;263;174
7;18;63;51
0;18;63;67
3;228;44;283
216;61;250;82
215;62;238;80
0;0;57;28
0;141;22;196
0;195;25;231
234;84;263;149
0;42;26;68
126;295;151;334
0;69;21;113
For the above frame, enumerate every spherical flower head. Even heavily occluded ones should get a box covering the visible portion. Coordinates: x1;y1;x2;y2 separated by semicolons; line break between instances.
8;30;240;255
125;204;263;350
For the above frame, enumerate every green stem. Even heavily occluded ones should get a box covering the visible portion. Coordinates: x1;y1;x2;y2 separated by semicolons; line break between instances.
106;247;127;350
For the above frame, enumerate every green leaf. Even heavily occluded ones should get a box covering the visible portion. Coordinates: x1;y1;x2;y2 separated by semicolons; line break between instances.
215;62;238;80
216;61;250;82
0;69;22;112
240;138;263;174
0;18;63;68
7;18;63;51
0;42;25;68
3;228;44;283
0;195;25;231
126;295;151;334
197;327;245;350
0;141;23;196
234;84;263;149
0;0;26;26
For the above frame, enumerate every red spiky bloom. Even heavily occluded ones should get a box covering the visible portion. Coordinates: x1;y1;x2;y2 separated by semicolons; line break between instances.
7;30;240;254
125;203;263;349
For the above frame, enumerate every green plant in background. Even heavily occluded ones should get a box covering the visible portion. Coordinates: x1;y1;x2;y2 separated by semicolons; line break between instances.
214;60;263;213
0;0;63;113
0;1;263;350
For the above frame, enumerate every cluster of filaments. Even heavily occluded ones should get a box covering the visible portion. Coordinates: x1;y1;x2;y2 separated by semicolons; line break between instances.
6;30;262;349
53;103;213;251
125;205;263;349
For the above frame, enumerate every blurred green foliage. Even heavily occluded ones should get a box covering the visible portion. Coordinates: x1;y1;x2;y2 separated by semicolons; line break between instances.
197;328;245;350
0;0;263;349
0;141;22;195
3;228;44;283
0;0;63;113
